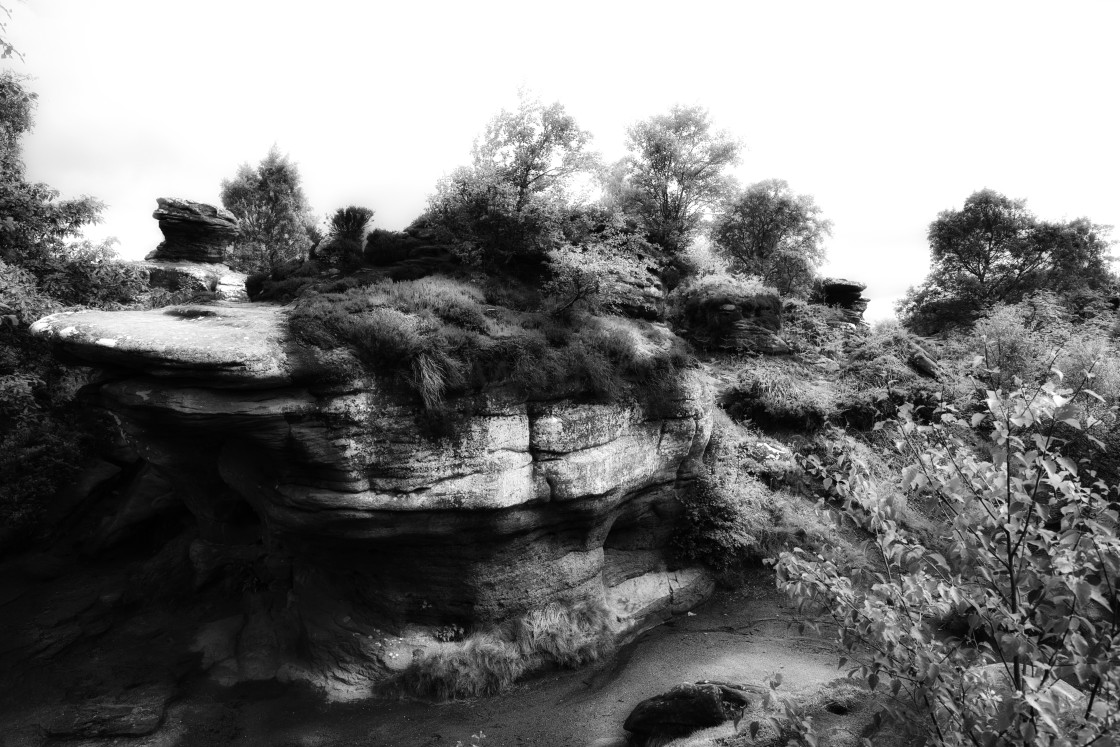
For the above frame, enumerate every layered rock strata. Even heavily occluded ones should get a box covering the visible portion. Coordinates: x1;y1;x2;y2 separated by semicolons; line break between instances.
140;198;247;301
32;304;714;698
814;277;870;324
680;290;790;355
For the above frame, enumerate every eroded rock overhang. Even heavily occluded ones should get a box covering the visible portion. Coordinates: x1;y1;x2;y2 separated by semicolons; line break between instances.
32;302;716;697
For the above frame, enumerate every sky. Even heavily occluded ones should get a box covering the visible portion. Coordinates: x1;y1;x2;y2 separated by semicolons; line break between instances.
5;0;1120;321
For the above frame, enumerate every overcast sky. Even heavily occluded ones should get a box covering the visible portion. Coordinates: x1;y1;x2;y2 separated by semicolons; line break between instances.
6;0;1119;320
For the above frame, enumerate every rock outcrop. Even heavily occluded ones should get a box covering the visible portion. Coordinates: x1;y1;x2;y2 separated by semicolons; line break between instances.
31;303;714;699
140;198;247;301
146;198;239;264
678;284;790;355
813;277;870;324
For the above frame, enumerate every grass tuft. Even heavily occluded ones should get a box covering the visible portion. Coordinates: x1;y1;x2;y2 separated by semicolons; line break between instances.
289;275;695;415
397;600;616;700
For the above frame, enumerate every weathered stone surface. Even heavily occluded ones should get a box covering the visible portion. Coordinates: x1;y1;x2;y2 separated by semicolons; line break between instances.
146;198;239;264
814;277;870;324
30;304;291;386
623;681;750;742
679;290;789;355
40;683;172;738
138;260;248;302
30;302;716;698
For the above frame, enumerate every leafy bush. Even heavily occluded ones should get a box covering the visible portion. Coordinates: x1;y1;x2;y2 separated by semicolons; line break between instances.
289;275;695;415
675;414;839;577
776;377;1120;746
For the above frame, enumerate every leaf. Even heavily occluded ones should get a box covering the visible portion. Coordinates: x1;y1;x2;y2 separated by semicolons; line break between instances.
749;721;760;738
868;672;879;691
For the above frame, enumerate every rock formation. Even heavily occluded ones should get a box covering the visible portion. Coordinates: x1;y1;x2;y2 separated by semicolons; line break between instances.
678;285;790;355
139;198;248;301
31;303;714;699
147;198;239;263
813;277;870;324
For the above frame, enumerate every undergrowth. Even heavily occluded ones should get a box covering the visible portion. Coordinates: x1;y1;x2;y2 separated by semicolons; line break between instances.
398;600;616;700
289;275;695;414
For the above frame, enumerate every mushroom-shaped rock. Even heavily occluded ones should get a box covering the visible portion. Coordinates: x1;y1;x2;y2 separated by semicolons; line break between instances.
813;277;871;324
624;681;751;743
146;198;239;264
139;198;247;300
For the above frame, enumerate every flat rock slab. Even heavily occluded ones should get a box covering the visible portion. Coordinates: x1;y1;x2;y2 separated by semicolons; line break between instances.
41;683;173;738
30;304;290;385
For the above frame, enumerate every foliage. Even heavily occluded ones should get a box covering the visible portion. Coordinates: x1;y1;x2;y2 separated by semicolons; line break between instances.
542;224;665;319
288;275;695;416
1;3;19;61
313;206;375;270
423;165;565;272
472;89;599;212
724;358;841;431
0;72;153;546
398;600;615;699
220;145;315;273
899;189;1115;334
675;415;837;577
328;205;375;241
606;105;740;255
776;378;1120;746
421;94;598;274
712;179;831;297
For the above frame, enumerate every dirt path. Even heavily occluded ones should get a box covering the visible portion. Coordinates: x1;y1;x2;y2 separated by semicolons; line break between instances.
178;570;845;747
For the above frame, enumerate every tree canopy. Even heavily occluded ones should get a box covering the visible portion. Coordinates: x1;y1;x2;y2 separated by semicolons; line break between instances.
220;146;315;273
606;105;740;255
422;94;599;273
711;179;831;297
471;90;598;211
899;189;1115;334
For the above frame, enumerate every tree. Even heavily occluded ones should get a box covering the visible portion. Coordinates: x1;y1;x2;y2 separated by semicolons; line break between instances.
1;71;147;543
711;179;831;297
423;94;598;273
314;205;374;269
472;90;599;211
899;189;1114;334
220;146;314;273
607;105;740;254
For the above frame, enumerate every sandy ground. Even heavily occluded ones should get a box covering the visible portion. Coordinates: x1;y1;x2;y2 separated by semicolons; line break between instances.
0;563;853;747
195;570;845;747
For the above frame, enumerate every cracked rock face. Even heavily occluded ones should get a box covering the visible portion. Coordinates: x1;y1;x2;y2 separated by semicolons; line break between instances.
146;198;240;264
32;303;715;698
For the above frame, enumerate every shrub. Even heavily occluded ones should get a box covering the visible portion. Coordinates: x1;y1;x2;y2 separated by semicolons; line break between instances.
364;228;416;266
776;376;1120;746
674;414;839;576
724;358;841;431
289;276;695;415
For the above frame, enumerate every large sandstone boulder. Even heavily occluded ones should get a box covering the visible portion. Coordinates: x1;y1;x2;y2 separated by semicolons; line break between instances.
813;277;870;324
146;198;239;264
624;681;751;745
31;303;715;699
140;198;247;301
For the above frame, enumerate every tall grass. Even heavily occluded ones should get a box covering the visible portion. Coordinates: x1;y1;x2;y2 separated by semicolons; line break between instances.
289;275;695;414
397;600;616;699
